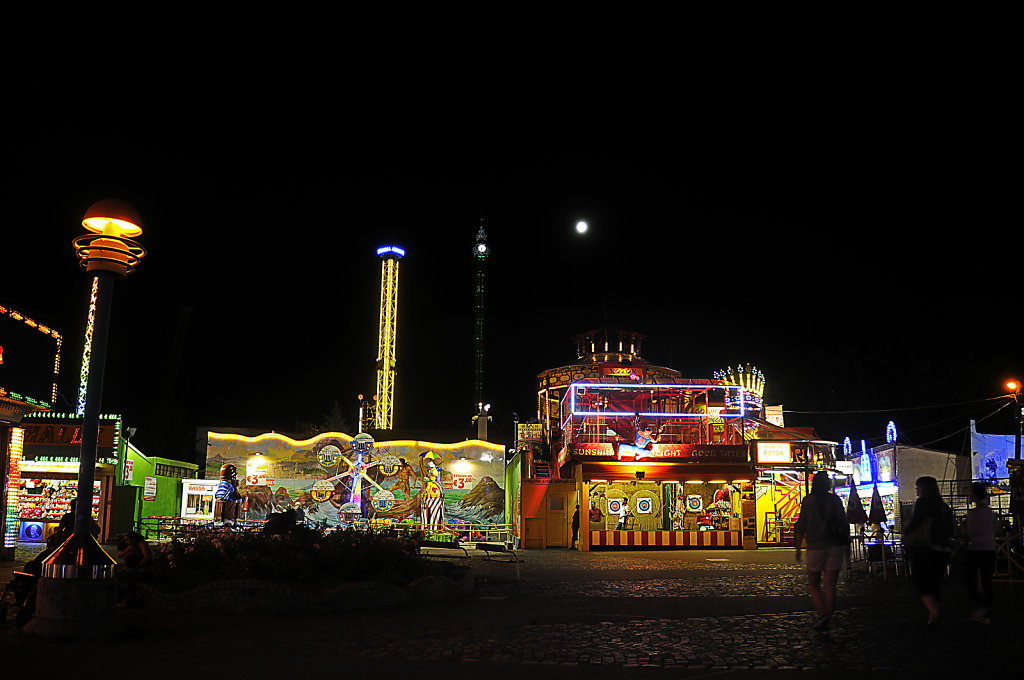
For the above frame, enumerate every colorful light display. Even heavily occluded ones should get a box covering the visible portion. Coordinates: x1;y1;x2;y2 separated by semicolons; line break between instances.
4;427;24;549
375;245;403;430
0;304;61;407
77;276;99;415
714;364;765;414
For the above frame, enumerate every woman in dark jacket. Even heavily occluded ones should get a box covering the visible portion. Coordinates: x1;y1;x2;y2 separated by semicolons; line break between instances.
794;472;850;631
902;476;954;626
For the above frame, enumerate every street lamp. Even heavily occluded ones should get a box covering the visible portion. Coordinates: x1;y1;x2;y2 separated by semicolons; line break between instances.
1007;380;1022;460
25;199;146;638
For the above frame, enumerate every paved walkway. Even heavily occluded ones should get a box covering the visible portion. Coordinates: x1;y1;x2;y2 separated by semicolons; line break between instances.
3;544;1021;677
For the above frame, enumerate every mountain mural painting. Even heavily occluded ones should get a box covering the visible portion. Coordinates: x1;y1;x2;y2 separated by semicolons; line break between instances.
206;431;506;528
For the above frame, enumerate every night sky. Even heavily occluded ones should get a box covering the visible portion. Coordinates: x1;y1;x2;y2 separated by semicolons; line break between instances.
2;109;1018;463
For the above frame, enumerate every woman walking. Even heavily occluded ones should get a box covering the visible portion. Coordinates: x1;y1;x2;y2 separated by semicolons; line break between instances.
794;472;850;631
902;476;954;627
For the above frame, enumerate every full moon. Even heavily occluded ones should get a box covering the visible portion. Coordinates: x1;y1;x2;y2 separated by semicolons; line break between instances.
576;220;588;234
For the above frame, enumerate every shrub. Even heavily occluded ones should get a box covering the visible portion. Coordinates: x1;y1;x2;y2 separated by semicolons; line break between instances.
148;527;428;592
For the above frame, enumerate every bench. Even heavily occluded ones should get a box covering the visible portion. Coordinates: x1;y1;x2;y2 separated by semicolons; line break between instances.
475;542;522;579
417;539;469;560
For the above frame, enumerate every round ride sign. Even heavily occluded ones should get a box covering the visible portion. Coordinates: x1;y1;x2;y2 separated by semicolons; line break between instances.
310;479;335;503
318;445;342;468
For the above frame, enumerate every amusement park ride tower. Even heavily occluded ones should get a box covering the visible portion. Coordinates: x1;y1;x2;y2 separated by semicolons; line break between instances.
473;224;491;439
375;245;404;430
473;224;489;405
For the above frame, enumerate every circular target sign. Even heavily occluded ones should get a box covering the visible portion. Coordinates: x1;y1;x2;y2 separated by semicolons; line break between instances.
635;497;653;514
607;498;624;514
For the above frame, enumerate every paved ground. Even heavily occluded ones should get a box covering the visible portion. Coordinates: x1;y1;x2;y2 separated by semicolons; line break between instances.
3;543;1021;678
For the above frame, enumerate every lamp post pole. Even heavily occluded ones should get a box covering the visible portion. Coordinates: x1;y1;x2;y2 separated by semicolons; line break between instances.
25;199;146;638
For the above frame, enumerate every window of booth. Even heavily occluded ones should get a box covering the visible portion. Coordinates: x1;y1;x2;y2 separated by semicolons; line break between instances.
184;490;214;518
18;478;100;521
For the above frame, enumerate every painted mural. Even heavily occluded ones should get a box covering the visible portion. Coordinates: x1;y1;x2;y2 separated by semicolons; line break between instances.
206;432;505;528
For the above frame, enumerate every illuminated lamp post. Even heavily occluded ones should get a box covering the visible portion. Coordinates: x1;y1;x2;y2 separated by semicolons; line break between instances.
1007;380;1022;460
1006;381;1023;548
25;199;145;638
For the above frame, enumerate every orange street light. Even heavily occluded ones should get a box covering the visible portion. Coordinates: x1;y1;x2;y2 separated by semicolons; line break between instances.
26;199;146;639
73;198;146;275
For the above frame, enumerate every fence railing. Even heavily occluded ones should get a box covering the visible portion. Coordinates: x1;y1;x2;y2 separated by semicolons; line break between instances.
137;515;515;546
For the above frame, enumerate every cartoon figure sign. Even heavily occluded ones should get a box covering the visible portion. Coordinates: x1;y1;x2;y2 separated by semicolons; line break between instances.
419;451;445;529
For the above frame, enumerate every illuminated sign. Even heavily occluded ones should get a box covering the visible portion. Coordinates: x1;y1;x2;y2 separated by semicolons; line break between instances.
4;428;24;549
246;458;268;487
376;245;406;258
756;442;792;464
575;442;748;462
452;473;474;489
22;423;117;448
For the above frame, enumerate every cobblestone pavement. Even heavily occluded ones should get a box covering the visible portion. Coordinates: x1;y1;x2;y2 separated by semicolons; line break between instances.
3;545;1021;677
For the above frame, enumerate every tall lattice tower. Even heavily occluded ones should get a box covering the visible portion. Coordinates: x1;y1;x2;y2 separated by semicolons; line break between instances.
473;224;490;406
375;245;404;430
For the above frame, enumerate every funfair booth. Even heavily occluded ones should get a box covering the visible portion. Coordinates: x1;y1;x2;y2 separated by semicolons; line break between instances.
204;431;507;535
521;328;842;550
10;412;123;545
554;380;757;550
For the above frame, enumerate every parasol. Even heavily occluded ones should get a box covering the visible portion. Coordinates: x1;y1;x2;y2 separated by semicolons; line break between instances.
868;484;887;524
846;484;868;524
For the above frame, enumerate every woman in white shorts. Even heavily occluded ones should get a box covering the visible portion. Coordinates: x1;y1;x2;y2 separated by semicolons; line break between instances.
794;472;851;630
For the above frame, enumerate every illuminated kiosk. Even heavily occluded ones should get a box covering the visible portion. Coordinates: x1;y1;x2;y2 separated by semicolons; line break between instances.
520;329;840;551
523;329;757;550
12;412;125;546
375;245;404;430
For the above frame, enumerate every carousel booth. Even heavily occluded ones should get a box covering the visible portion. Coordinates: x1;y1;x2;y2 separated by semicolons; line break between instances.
557;381;758;550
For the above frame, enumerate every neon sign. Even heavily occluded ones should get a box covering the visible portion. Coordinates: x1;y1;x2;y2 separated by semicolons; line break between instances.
4;428;24;549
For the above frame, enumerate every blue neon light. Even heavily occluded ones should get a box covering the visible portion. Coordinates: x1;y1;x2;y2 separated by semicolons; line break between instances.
376;245;406;257
836;481;898;496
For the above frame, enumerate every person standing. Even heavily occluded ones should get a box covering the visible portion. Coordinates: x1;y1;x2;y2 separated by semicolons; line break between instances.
570;505;581;550
964;481;998;623
794;472;850;631
902;476;955;627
